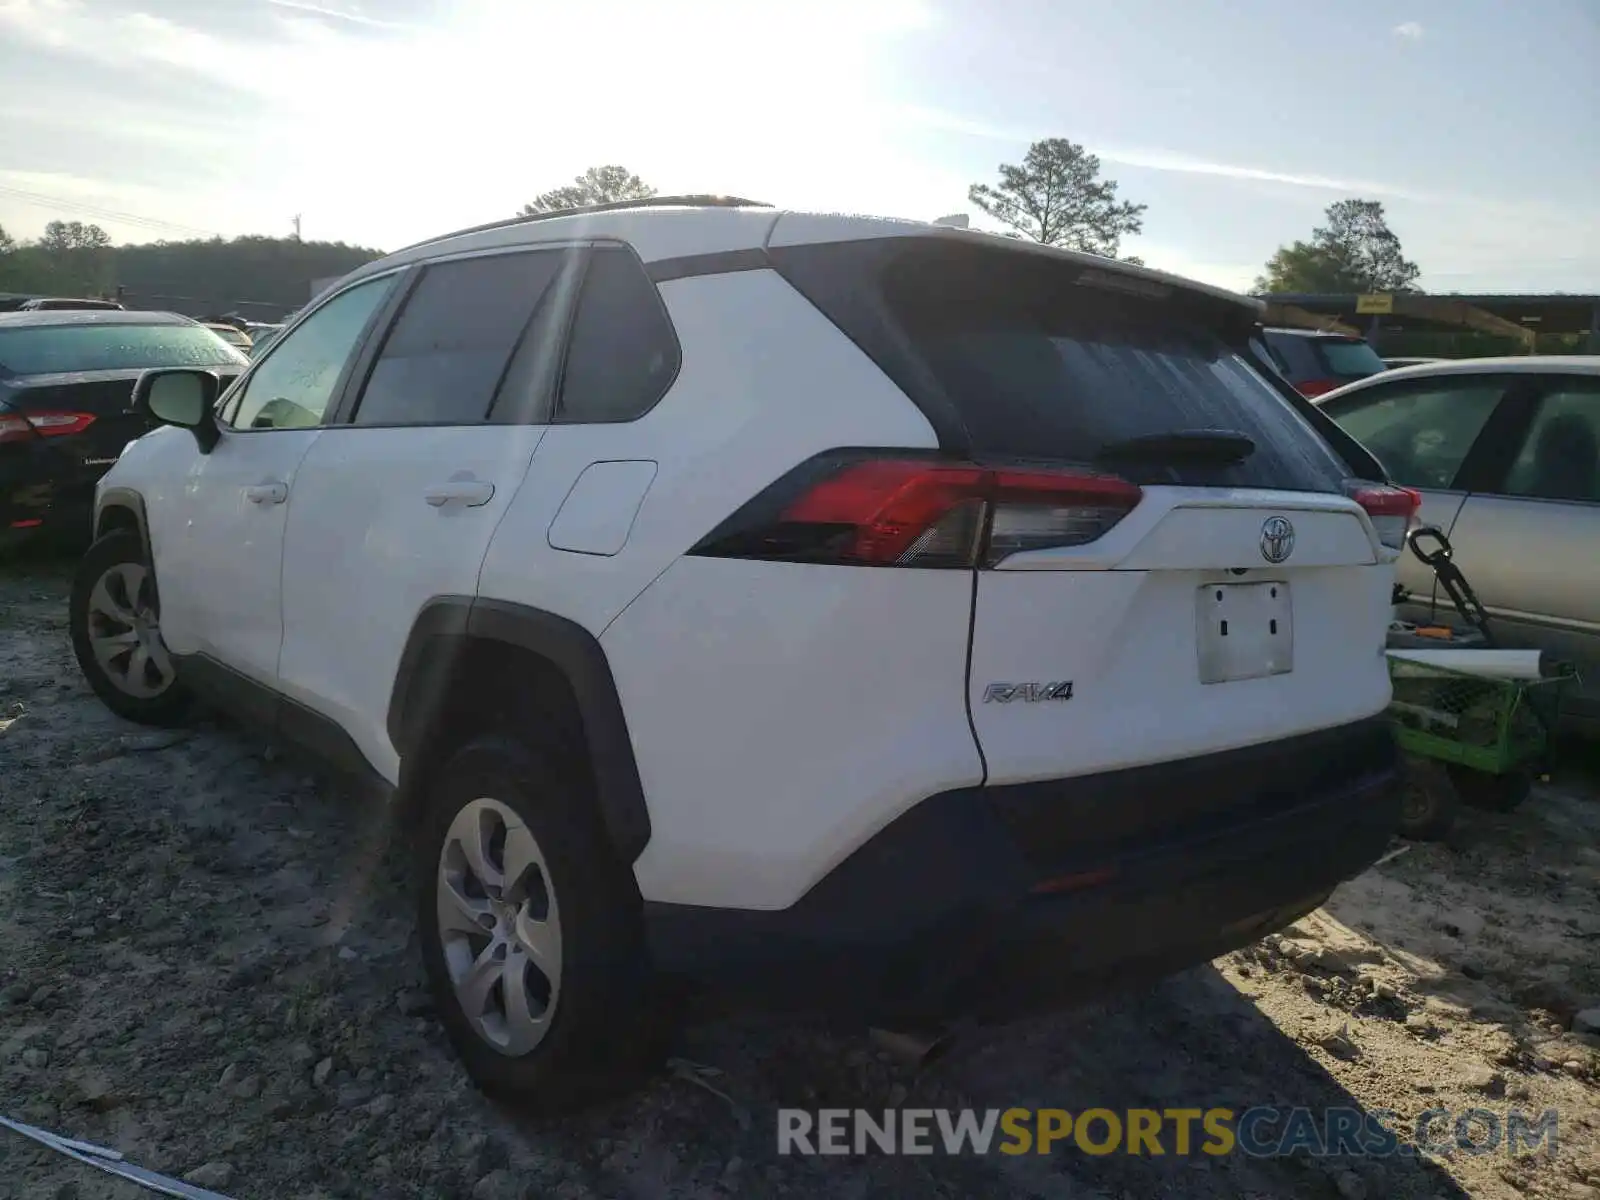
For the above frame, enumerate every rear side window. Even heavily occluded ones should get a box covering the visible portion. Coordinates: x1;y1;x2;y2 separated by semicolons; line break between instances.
777;240;1350;491
352;250;564;427
1314;338;1386;381
1501;381;1600;502
554;247;679;424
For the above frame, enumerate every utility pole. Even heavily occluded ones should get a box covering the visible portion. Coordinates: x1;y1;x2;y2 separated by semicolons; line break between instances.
292;214;302;241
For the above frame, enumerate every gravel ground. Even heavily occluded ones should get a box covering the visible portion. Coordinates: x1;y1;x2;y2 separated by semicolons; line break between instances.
2;556;1598;1200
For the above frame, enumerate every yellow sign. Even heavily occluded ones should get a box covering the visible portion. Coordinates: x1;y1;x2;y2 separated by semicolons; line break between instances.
1356;294;1394;315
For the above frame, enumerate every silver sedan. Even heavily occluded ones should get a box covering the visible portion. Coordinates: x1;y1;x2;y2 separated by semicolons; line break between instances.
1314;356;1600;734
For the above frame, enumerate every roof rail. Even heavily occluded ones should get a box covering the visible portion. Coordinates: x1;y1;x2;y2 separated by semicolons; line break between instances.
398;195;774;253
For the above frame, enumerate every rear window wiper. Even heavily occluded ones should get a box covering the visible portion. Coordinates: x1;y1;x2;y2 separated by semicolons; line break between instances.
1093;429;1257;466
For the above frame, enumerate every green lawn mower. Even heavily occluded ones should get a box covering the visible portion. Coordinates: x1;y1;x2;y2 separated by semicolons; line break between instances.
1386;526;1578;840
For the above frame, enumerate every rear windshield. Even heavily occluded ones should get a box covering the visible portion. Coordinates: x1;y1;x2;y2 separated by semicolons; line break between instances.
0;323;246;374
1314;338;1387;380
774;239;1350;491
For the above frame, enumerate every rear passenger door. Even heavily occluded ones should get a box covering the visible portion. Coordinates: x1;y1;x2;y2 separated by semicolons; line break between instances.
276;244;584;782
1444;376;1600;717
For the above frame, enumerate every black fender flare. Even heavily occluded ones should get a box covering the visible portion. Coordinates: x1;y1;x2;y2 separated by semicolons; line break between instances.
388;596;651;863
93;488;151;554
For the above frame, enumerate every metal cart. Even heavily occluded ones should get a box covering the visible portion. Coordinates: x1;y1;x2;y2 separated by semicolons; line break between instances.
1386;526;1577;839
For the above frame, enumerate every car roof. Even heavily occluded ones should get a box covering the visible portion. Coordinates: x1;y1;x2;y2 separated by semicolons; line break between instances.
1314;355;1600;403
337;198;1262;318
1261;326;1364;341
0;310;196;328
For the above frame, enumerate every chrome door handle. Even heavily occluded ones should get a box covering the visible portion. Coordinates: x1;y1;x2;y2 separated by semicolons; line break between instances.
244;482;288;505
423;480;495;508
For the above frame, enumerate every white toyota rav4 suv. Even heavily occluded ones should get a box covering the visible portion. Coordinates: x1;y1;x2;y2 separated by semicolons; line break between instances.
69;197;1409;1112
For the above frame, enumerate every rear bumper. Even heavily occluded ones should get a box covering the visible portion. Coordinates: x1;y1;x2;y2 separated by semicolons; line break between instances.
1;445;95;550
642;716;1402;1021
0;489;92;552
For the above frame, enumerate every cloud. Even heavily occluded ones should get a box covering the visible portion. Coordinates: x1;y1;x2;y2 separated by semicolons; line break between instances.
255;0;420;31
889;107;1437;202
1;0;947;247
0;169;222;239
0;102;242;152
1091;147;1439;203
4;0;1590;292
0;0;286;96
1393;21;1424;39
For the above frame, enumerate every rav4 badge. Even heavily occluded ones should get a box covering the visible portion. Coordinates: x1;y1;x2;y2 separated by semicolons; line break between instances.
983;681;1075;703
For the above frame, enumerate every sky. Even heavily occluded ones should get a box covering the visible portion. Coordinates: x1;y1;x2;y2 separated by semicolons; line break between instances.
0;0;1596;295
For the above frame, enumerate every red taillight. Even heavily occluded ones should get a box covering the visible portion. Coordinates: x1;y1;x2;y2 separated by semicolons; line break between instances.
695;455;1143;568
1345;481;1421;551
0;410;96;444
1296;379;1338;398
781;460;988;564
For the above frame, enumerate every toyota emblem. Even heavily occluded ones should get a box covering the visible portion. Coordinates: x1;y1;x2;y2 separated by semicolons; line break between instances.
1259;516;1295;564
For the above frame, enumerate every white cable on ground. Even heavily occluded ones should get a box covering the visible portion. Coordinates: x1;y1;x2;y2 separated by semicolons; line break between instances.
0;1112;237;1200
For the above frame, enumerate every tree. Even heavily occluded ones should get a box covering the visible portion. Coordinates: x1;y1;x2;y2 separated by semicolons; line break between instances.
0;224;14;255
967;138;1146;258
1255;199;1421;294
39;220;112;252
0;222;385;314
115;234;384;312
521;165;656;215
30;220;116;296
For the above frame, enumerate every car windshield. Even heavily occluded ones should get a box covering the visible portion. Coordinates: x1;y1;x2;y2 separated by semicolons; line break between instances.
1315;338;1387;379
0;322;246;374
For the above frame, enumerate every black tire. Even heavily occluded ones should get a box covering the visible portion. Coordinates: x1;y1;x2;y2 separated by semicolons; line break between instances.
68;530;191;727
1397;756;1460;841
1447;765;1534;813
415;735;667;1114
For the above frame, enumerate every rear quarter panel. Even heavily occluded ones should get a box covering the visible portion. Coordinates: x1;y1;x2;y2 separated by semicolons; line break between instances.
479;267;980;910
1443;493;1600;718
477;266;941;633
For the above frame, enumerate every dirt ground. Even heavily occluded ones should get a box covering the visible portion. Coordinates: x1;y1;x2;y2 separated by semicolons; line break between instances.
1;556;1597;1200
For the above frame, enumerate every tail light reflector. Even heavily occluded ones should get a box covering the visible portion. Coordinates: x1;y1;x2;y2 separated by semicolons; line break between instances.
0;410;96;445
1345;481;1421;550
693;454;1143;568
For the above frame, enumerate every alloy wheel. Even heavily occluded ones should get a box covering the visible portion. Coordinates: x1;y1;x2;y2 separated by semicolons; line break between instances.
85;562;175;700
436;797;563;1056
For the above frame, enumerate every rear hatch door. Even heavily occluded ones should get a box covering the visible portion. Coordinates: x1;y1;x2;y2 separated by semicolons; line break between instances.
771;233;1402;798
884;243;1396;780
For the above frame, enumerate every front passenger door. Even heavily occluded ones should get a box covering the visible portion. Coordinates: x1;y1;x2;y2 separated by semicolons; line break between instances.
155;274;399;692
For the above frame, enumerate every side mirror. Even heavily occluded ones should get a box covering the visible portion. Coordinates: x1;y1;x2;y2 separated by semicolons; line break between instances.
134;369;221;453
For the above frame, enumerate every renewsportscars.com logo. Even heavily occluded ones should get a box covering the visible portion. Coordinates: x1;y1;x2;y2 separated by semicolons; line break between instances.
777;1106;1560;1159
